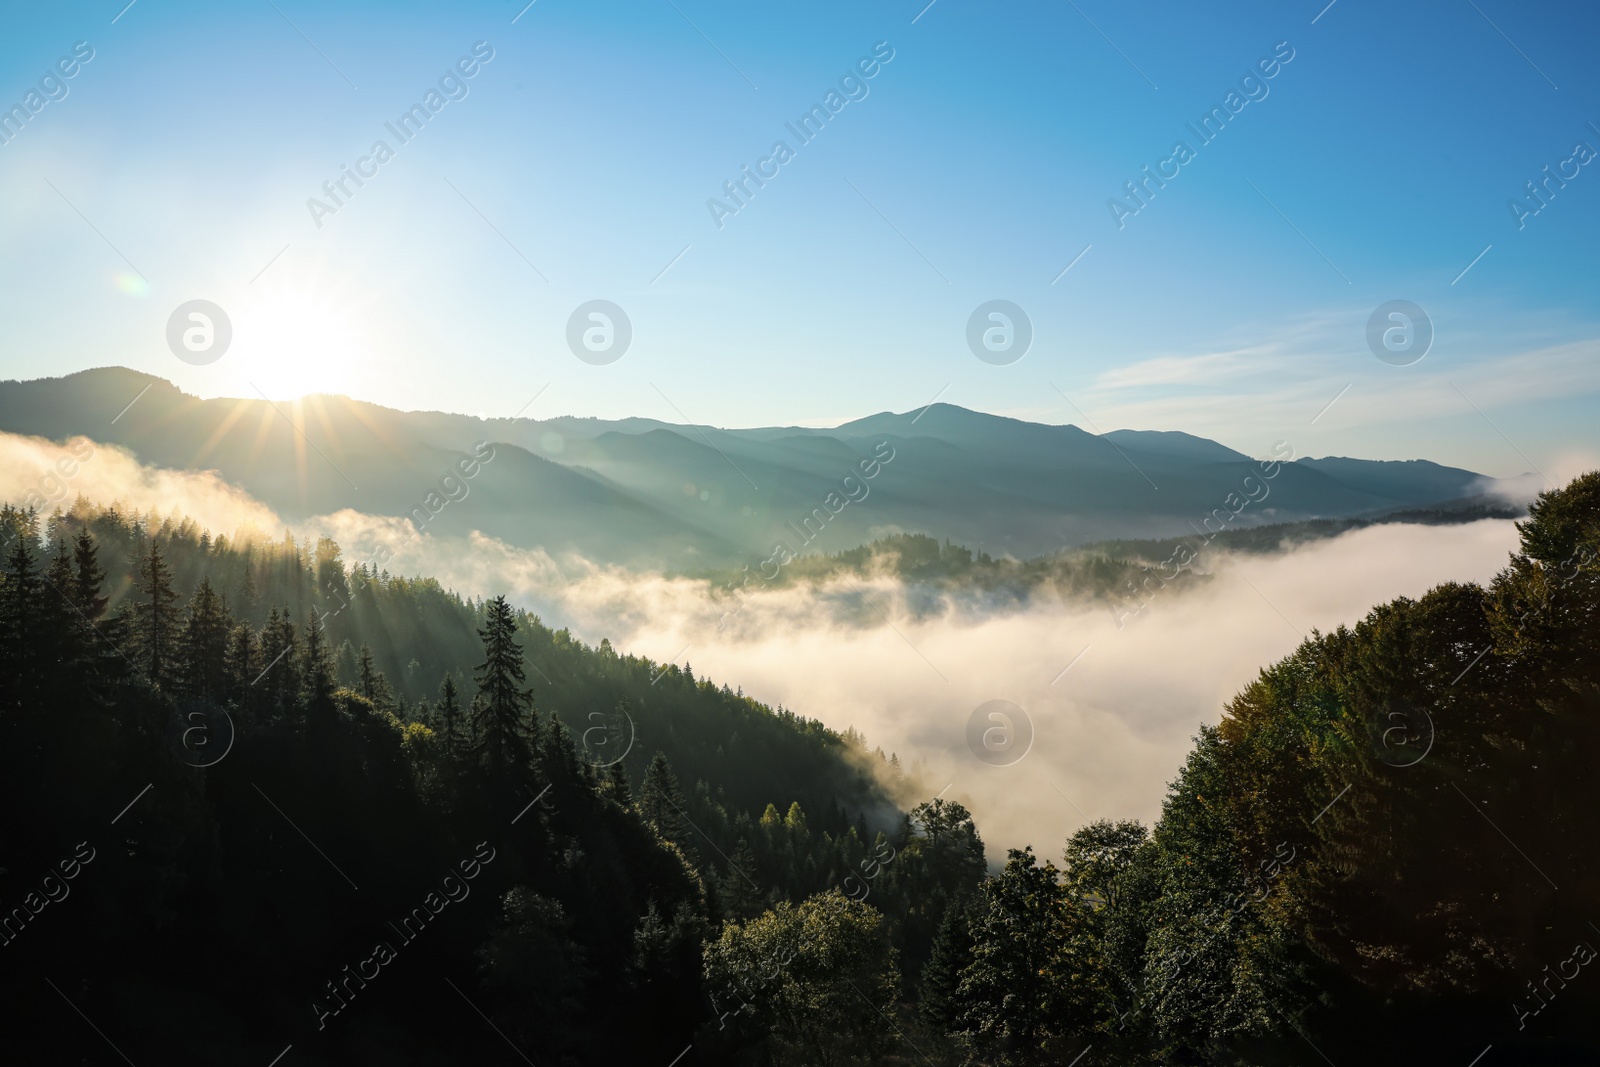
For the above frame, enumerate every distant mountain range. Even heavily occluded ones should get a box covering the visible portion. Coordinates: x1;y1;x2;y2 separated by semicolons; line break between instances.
0;368;1509;570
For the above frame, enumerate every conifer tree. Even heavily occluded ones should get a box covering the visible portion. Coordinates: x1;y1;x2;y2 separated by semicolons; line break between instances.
471;595;535;783
301;611;336;709
721;837;764;921
0;531;44;709
333;639;357;689
238;561;260;625
434;673;465;762
919;892;976;1033
68;529;122;692
71;529;108;624
605;760;632;804
40;544;78;685
638;751;690;846
358;643;378;701
224;623;258;709
257;607;299;713
134;541;181;689
179;578;232;699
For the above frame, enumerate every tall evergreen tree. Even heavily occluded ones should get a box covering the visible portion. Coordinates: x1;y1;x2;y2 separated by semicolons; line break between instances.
638;751;691;847
358;643;378;701
39;544;79;688
604;760;632;805
954;847;1108;1062
301;611;336;709
238;560;260;625
223;623;258;710
70;529;109;624
179;578;232;699
471;595;535;784
134;541;181;690
68;528;123;693
920;891;976;1034
0;530;44;710
256;606;300;714
720;837;764;921
434;673;465;762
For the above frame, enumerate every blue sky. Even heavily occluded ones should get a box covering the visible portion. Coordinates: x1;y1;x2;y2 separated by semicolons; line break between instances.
1;0;1597;478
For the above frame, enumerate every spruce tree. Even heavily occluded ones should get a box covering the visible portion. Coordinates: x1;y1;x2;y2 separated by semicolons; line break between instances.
224;623;258;709
370;671;396;713
70;530;108;624
257;607;300;714
721;837;764;921
638;751;690;846
179;578;232;699
471;595;535;783
358;643;378;701
333;639;357;689
134;541;181;690
435;674;464;762
238;561;260;625
40;544;78;687
0;531;44;709
605;760;632;804
69;529;122;692
919;892;976;1033
301;611;336;709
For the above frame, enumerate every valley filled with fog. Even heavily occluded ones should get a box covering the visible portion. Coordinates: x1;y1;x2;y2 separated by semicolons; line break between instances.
1;426;1533;855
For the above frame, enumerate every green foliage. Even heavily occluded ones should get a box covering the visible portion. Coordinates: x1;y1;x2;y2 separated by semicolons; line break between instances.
704;888;901;1066
6;470;1598;1064
0;499;904;1064
700;532;1209;613
133;540;180;688
639;750;690;845
470;595;536;800
952;847;1105;1064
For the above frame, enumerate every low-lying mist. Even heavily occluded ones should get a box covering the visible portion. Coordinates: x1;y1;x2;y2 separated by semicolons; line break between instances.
0;430;1527;858
336;512;1522;859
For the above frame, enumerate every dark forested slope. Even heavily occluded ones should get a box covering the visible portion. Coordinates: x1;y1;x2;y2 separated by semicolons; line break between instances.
0;498;901;1064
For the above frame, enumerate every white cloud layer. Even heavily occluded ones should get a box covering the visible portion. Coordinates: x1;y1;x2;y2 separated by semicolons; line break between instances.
1;430;1527;858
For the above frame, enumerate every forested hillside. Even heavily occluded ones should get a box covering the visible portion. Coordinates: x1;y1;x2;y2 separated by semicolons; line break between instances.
916;472;1600;1066
2;473;1597;1065
0;497;910;1064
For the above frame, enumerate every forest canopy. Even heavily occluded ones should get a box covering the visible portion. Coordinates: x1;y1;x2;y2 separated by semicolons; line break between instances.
1;473;1596;1065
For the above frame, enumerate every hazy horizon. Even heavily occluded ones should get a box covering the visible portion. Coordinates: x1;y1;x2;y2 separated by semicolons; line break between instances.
9;364;1569;481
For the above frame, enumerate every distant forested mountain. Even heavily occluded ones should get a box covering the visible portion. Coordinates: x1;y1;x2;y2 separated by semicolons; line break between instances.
0;367;1504;569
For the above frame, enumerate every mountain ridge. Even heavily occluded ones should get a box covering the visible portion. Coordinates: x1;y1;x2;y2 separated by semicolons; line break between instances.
0;368;1508;569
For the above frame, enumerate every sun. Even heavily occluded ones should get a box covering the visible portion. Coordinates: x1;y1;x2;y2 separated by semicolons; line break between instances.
239;288;366;400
